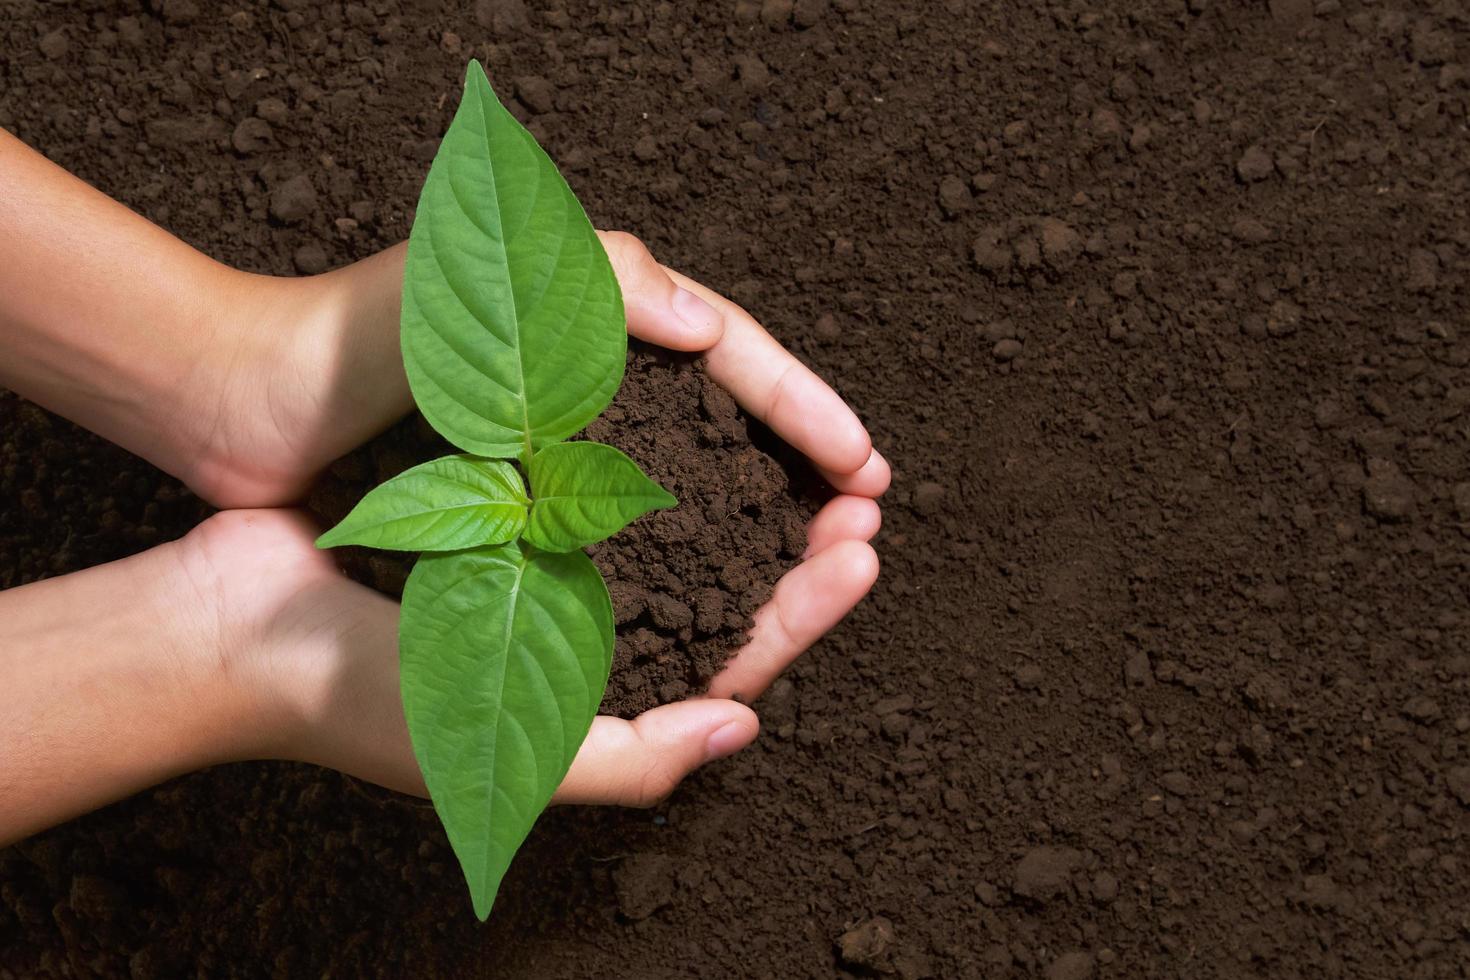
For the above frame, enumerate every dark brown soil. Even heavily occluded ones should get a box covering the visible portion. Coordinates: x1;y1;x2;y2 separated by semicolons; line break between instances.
4;2;1470;978
584;351;811;715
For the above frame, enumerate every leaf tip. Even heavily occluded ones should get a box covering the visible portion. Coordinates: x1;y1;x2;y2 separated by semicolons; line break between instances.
470;885;495;922
464;59;500;106
645;473;678;512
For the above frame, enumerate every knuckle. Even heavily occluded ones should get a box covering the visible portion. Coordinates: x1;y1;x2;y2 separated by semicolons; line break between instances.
599;229;638;252
764;362;800;424
601;231;656;280
600;230;644;259
630;760;682;808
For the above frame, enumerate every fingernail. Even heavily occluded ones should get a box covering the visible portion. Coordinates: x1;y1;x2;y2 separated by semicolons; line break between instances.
672;287;721;338
704;720;751;763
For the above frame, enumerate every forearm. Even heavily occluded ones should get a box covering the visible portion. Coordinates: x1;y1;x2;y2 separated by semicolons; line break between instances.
0;542;259;844
0;129;264;475
0;128;415;506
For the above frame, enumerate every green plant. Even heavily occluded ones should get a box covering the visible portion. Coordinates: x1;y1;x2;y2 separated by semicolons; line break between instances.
316;60;675;920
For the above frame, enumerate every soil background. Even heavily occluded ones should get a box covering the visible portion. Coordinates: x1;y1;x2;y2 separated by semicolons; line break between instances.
3;1;1469;978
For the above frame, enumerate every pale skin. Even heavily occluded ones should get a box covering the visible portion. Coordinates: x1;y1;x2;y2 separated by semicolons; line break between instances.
0;129;890;844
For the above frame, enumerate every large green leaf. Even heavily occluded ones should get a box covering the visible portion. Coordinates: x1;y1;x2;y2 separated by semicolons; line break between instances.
315;454;528;551
524;441;678;552
399;543;613;920
401;60;626;459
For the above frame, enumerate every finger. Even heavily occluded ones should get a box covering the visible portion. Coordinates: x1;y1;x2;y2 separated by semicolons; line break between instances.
803;495;883;558
706;540;879;702
662;266;873;477
598;231;724;351
819;447;892;499
552;699;758;807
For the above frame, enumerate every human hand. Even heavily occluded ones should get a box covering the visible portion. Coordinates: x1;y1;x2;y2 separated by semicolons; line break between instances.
249;233;888;797
195;231;889;508
0;234;889;843
195;233;890;805
0;130;891;834
179;494;878;806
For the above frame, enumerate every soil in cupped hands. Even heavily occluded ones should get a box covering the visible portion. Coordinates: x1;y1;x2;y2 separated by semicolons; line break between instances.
308;343;812;719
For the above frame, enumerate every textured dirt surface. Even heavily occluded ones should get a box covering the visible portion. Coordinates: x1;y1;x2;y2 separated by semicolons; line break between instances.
4;1;1470;978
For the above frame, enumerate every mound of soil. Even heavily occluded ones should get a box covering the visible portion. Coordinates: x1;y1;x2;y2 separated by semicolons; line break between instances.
310;345;810;718
3;1;1469;978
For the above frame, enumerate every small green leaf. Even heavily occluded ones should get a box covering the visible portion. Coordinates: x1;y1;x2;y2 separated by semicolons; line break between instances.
524;441;677;552
401;59;626;459
315;455;528;552
399;543;612;920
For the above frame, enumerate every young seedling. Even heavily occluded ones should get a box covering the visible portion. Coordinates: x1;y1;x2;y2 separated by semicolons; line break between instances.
317;60;676;920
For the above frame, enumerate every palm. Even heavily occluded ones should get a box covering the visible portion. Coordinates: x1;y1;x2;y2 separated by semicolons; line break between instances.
193;492;875;806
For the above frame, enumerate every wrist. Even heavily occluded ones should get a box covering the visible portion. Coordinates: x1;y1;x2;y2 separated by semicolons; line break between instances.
177;266;320;506
181;247;413;509
163;511;423;794
0;527;277;842
157;512;313;765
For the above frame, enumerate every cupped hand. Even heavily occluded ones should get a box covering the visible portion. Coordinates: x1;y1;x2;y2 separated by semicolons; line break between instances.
212;232;888;805
551;233;888;803
202;492;879;807
198;233;890;510
0;127;891;835
594;232;890;498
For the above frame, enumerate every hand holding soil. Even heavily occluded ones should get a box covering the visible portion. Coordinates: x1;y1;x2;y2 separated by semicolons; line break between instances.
6;4;1467;973
0;126;886;850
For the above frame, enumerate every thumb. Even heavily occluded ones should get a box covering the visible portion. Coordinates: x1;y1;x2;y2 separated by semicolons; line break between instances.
598;230;724;351
552;699;758;807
